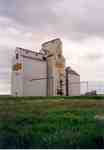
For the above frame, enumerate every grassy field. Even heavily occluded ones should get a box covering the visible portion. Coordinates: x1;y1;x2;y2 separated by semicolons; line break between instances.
0;96;104;148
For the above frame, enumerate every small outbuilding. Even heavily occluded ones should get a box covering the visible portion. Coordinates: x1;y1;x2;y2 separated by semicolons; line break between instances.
66;67;80;96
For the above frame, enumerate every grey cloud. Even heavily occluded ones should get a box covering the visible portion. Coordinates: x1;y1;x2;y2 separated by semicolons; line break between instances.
0;71;10;81
0;46;12;82
1;0;104;40
0;80;10;94
0;0;58;31
82;52;104;61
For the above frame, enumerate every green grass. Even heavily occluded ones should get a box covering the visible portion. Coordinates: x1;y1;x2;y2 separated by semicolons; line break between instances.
0;96;104;148
1;95;104;100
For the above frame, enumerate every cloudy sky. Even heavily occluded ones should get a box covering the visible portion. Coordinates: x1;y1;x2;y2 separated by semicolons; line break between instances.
0;0;104;94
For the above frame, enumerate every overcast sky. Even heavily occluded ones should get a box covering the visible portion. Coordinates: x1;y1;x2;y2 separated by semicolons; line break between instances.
0;0;104;94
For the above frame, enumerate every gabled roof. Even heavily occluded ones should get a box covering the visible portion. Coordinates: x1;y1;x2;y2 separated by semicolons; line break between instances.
16;47;44;55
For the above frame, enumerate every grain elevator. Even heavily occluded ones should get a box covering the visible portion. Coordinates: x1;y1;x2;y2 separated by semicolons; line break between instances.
11;38;80;96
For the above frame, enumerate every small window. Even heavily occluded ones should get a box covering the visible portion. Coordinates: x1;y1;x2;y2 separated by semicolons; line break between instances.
16;53;19;59
58;54;61;58
43;56;46;60
60;80;63;85
25;50;29;54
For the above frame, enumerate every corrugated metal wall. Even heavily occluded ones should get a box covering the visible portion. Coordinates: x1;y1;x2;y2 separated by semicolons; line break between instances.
23;57;47;96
